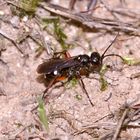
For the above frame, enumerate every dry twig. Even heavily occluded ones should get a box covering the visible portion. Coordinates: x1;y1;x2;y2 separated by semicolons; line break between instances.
39;2;140;36
112;107;129;140
0;29;24;54
49;110;79;131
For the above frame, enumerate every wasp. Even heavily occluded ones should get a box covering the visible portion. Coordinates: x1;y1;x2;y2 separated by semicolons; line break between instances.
37;34;124;106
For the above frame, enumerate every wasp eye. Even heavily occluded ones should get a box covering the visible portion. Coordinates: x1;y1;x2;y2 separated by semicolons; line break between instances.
91;52;101;65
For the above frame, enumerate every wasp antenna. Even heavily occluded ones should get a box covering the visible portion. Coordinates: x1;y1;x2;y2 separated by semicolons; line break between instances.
101;32;119;59
102;54;124;61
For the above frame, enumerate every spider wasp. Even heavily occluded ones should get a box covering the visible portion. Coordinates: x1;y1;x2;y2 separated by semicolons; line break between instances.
37;33;124;106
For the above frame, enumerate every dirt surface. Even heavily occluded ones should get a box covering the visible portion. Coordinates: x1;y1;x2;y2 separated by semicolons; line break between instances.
0;0;140;140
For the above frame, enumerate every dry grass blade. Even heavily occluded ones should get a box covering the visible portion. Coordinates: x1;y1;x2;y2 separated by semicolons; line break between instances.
39;2;140;36
112;108;129;140
49;110;79;131
0;30;24;54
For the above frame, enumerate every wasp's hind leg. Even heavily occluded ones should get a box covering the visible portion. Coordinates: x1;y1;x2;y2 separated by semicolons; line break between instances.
53;50;71;59
42;75;59;99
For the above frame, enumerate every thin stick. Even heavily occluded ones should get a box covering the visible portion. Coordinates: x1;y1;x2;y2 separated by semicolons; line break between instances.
0;30;24;54
112;108;129;140
69;0;76;10
87;0;98;14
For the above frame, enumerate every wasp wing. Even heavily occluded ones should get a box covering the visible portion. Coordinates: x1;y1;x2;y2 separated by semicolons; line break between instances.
37;57;79;74
37;59;65;74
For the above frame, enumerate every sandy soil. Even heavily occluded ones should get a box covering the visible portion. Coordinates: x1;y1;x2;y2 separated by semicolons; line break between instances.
0;0;140;140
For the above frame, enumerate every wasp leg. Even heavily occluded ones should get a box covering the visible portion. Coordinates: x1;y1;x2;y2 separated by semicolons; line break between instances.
78;77;94;107
66;66;94;106
49;80;70;99
73;70;94;107
43;75;70;103
42;76;59;99
53;50;71;59
53;50;66;58
44;78;72;104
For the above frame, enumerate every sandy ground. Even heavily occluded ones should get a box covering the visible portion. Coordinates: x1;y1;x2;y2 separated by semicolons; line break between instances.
0;0;140;140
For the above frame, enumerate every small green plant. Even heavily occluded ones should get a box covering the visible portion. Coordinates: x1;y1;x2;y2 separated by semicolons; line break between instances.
70;77;78;87
19;0;41;16
65;77;78;89
37;97;49;131
99;76;108;91
99;64;108;91
75;94;82;100
43;18;68;50
122;56;140;66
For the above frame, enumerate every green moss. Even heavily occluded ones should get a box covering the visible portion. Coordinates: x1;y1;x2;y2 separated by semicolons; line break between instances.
19;0;41;17
43;17;68;50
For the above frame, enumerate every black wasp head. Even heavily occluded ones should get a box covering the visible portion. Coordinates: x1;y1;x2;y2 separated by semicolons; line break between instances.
77;54;90;65
90;52;101;65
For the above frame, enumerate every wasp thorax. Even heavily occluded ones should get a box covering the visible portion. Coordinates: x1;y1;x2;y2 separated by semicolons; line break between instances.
77;54;90;65
90;52;101;65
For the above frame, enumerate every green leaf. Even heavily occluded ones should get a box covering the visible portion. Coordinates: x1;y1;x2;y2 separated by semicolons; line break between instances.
99;76;108;91
100;64;108;75
123;57;140;66
37;97;49;131
99;64;108;91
